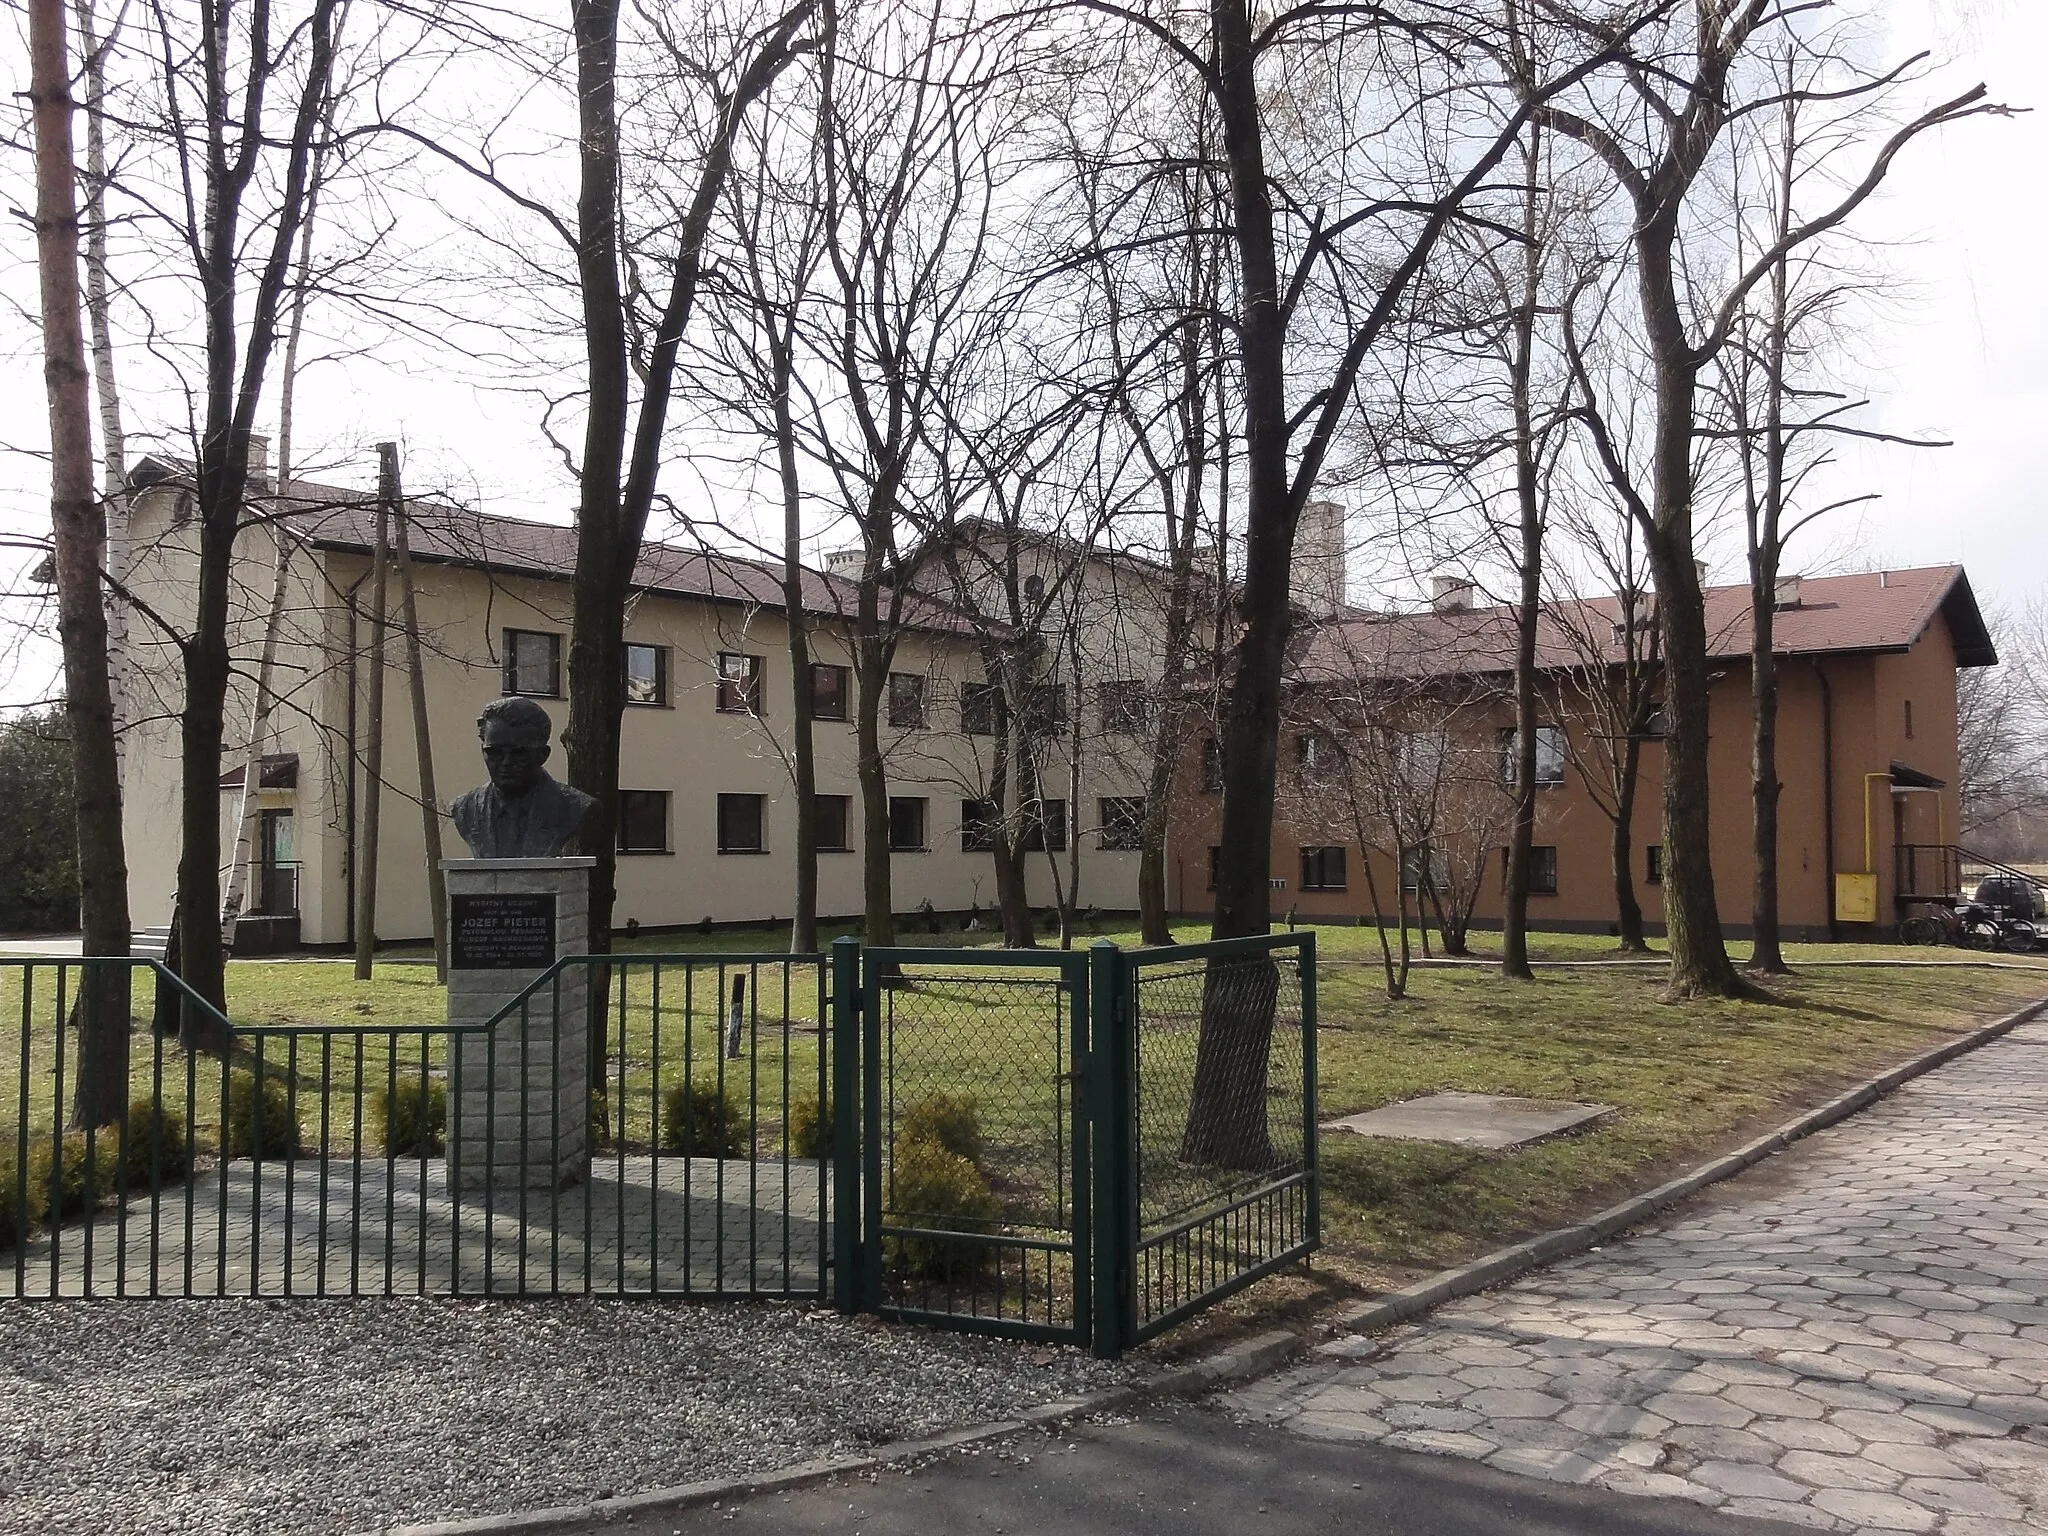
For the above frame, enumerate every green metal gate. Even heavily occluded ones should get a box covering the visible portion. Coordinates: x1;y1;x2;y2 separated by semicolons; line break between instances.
834;931;1317;1358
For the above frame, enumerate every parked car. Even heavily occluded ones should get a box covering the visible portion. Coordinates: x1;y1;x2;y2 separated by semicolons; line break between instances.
1972;875;2047;920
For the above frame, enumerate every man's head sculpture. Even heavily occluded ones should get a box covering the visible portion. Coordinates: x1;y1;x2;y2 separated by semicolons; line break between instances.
477;696;554;798
450;696;593;858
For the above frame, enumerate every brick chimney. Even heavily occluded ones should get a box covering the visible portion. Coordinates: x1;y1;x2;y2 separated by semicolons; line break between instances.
1430;576;1477;612
1290;500;1348;618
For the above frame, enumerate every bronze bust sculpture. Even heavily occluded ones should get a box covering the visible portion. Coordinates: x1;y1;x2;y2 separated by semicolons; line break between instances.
450;697;595;858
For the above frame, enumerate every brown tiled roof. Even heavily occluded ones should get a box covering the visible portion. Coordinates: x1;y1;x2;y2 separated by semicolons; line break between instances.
1296;565;1994;685
263;482;987;637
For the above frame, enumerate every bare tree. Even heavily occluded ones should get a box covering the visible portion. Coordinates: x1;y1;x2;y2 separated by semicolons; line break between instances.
28;0;130;1126
1526;1;1996;996
562;0;820;978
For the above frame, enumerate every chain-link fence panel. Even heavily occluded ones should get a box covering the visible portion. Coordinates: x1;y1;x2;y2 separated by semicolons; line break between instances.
1126;934;1316;1339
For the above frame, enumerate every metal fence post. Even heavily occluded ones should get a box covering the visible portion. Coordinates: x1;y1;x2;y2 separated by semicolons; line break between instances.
1300;929;1320;1248
1088;939;1129;1360
830;935;861;1313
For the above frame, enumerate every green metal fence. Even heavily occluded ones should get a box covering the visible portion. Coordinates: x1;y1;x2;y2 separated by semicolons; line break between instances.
2;953;831;1299
6;935;1316;1357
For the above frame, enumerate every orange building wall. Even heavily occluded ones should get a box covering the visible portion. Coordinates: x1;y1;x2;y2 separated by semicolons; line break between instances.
1166;615;1967;939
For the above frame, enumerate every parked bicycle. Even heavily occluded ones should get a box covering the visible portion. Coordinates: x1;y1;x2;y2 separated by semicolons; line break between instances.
1900;901;2039;952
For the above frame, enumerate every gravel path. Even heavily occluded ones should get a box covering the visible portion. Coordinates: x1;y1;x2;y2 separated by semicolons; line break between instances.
0;1300;1137;1535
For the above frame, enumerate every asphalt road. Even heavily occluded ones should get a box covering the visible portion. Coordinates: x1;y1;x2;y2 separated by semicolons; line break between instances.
596;1401;1814;1536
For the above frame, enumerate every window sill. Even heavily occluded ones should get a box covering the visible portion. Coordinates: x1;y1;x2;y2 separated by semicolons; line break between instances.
623;700;672;710
1300;887;1346;894
716;848;772;856
889;846;929;855
502;689;563;700
617;848;674;856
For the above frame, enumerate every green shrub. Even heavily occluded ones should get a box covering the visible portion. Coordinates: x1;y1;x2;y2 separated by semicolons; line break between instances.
887;1139;1000;1280
660;1079;746;1158
899;1092;983;1166
118;1096;191;1189
788;1090;833;1160
0;1145;50;1250
224;1071;303;1159
375;1077;445;1158
50;1130;122;1218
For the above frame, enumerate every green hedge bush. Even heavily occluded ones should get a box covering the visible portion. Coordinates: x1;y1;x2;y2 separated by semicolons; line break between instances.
899;1092;983;1166
887;1138;1000;1280
50;1130;122;1219
661;1079;746;1158
224;1071;303;1160
788;1090;833;1160
375;1077;445;1158
0;1145;50;1250
118;1096;191;1189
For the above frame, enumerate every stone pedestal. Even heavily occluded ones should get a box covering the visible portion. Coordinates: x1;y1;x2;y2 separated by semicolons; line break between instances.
443;856;592;1190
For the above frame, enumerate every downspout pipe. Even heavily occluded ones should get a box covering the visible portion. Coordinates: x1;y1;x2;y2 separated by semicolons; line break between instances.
1813;659;1837;942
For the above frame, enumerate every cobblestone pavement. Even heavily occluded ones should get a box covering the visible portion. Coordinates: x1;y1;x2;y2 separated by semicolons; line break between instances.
1228;1016;2048;1534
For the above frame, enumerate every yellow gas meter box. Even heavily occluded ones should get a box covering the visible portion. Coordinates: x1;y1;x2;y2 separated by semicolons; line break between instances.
1835;872;1878;924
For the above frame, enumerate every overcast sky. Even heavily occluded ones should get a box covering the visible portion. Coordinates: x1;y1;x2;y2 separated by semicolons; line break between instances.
0;0;2040;708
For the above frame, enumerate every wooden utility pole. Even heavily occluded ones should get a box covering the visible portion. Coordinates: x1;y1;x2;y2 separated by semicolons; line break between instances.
353;444;394;980
391;466;449;980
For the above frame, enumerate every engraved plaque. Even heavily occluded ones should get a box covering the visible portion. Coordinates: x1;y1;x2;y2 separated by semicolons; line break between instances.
450;892;556;970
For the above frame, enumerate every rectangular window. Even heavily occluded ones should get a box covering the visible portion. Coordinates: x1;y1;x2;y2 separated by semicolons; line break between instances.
1503;845;1560;895
1098;796;1145;852
1300;846;1347;891
1200;737;1224;793
502;629;562;697
809;662;850;722
716;792;765;854
1297;731;1339;781
1905;699;1915;740
888;672;927;729
1400;845;1447;894
617;790;671;853
961;681;999;735
1098;680;1149;735
1025;683;1067;737
1021;799;1067;853
961;799;998;853
1498;724;1566;785
716;652;763;715
1646;844;1663;886
888;797;927;852
623;643;668;707
815;793;851;853
1207;845;1220;891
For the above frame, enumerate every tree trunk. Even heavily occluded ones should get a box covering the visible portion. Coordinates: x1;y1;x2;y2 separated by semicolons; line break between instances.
31;0;130;1127
1645;517;1742;997
1639;210;1743;999
175;0;342;1050
772;338;819;955
220;526;294;942
1501;136;1544;981
1612;732;1648;951
76;0;132;791
1186;0;1289;1168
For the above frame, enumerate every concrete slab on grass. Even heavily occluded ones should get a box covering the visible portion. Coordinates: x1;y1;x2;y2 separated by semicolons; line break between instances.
1323;1092;1614;1150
